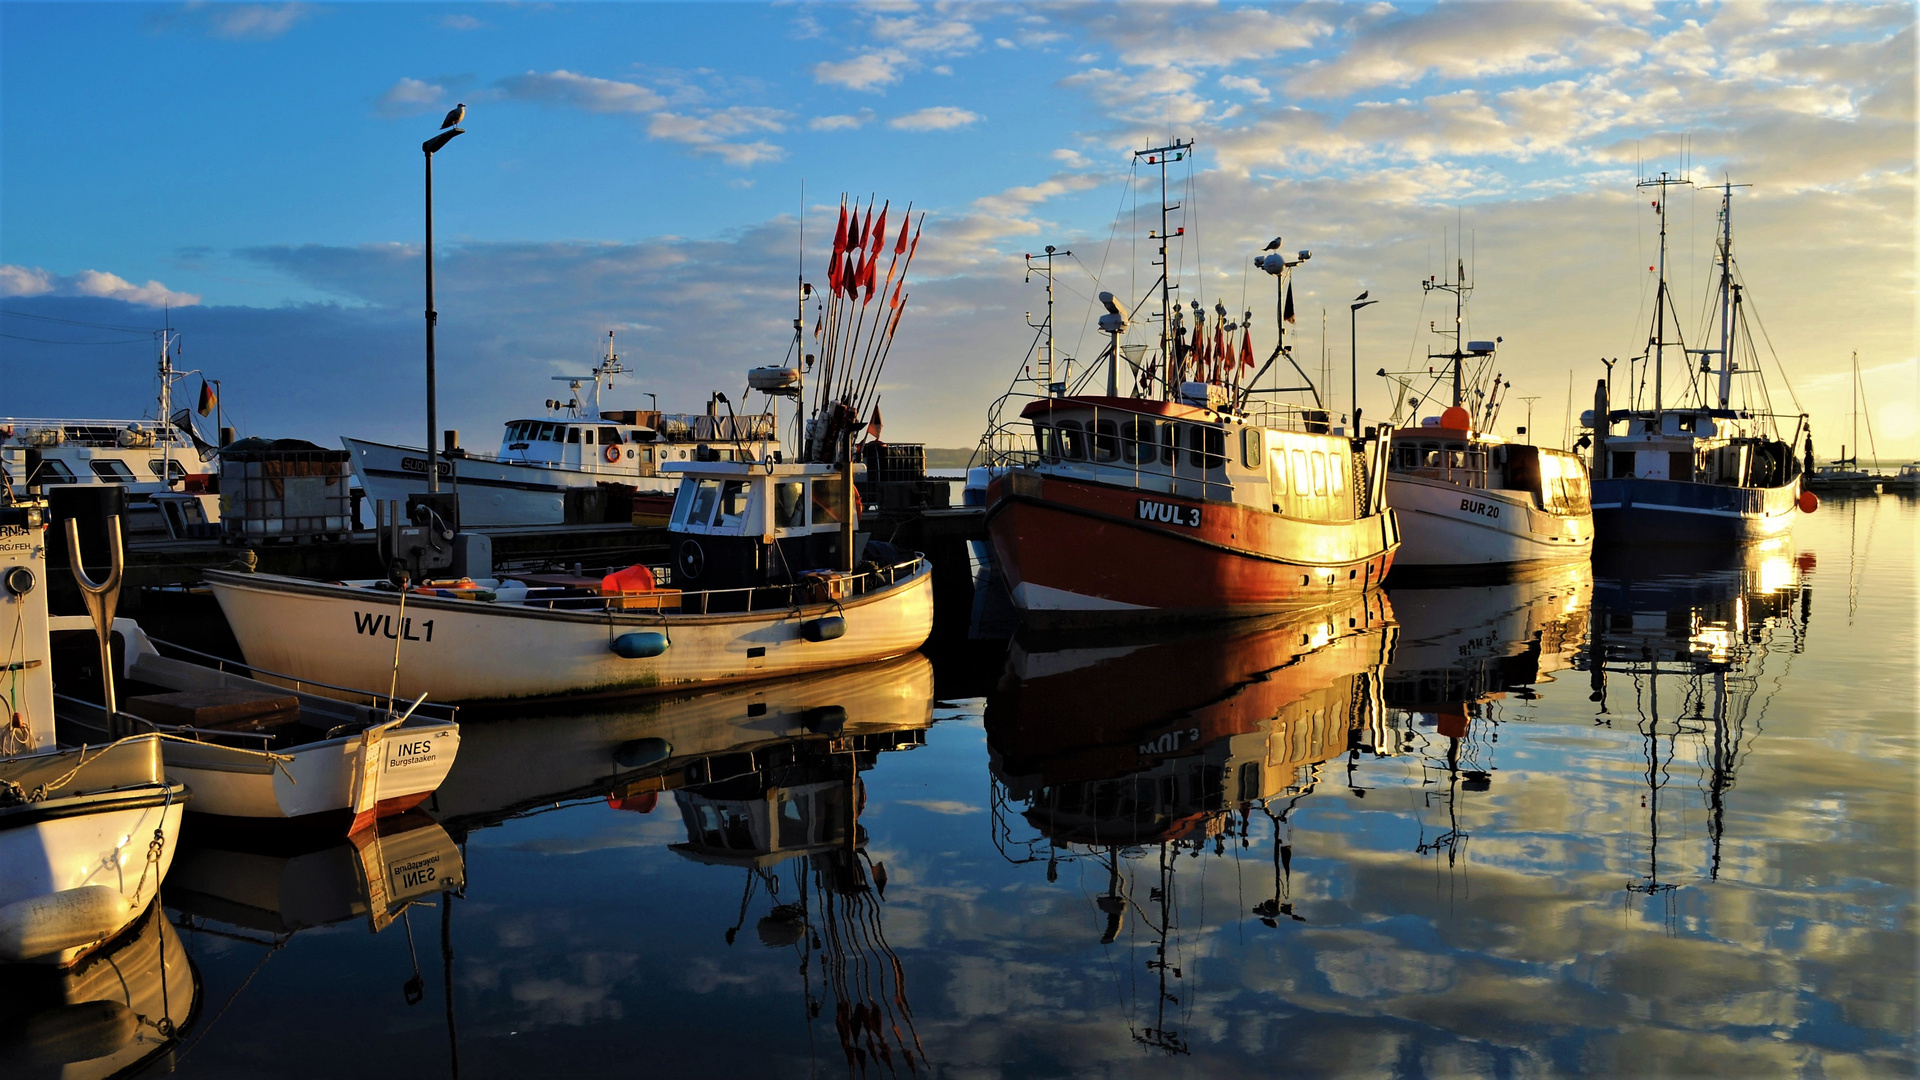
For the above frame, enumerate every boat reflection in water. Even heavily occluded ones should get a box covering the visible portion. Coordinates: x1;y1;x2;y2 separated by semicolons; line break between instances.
986;594;1397;1054
1583;541;1810;899
0;900;198;1079
433;654;937;1075
1377;561;1593;865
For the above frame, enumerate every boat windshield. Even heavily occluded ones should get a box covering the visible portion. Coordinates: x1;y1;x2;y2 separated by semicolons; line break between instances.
674;479;723;526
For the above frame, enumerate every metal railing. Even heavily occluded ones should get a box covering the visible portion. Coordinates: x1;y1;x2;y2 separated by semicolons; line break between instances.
490;554;928;617
145;635;460;725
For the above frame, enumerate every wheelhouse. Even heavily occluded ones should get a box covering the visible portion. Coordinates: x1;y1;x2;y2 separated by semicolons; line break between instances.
1387;427;1592;518
1020;397;1374;524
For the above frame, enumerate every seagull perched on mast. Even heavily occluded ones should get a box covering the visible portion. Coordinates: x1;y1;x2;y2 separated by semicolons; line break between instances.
440;103;466;129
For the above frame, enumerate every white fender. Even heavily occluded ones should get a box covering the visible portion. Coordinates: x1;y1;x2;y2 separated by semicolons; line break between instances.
0;885;133;961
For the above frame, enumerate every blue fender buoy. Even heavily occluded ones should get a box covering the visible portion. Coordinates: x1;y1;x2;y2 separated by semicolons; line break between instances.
801;616;846;642
610;632;670;658
613;737;673;769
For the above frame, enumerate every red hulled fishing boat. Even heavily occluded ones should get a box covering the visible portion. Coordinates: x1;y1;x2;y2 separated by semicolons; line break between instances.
979;140;1398;627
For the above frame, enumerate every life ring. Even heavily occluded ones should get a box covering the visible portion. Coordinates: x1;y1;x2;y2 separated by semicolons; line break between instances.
603;443;621;464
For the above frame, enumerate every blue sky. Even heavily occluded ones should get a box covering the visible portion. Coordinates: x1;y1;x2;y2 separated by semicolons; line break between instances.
3;2;1914;453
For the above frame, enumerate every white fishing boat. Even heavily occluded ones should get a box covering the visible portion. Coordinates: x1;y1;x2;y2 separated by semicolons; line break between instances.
55;619;461;834
0;498;187;966
1381;253;1593;572
205;458;933;703
344;331;778;526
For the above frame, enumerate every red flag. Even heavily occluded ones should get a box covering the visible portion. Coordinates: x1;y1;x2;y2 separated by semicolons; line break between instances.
871;202;888;256
1213;323;1227;372
1191;323;1205;380
857;204;871;251
1283;281;1296;325
861;250;878;299
889;279;903;308
813;314;823;338
894;216;910;255
867;404;883;440
841;253;858;297
832;203;848;260
1240;327;1254;369
906;220;921;261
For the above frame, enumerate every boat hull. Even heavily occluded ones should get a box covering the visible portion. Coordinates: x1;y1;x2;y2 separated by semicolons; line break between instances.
160;724;458;831
204;564;934;703
1592;476;1799;545
344;437;683;526
985;472;1397;628
1385;474;1592;569
0;738;187;965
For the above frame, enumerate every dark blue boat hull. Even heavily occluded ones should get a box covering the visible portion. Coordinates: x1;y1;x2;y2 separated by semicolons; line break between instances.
1592;476;1800;545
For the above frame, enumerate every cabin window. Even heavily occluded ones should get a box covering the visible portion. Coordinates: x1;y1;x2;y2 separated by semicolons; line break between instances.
1092;419;1120;463
810;477;849;523
1311;452;1327;495
1032;421;1057;462
1396;444;1419;469
1057;420;1088;461
147;459;187;481
1186;425;1226;470
535;423;555;441
1242;428;1263;469
638;447;654;465
90;459;135;481
677;479;722;526
565;427;581;444
1121;418;1157;465
600;427;622;446
715;480;751;527
31;458;75;483
1292;450;1308;496
1159;423;1177;466
1270;448;1288;494
773;482;806;529
1330;457;1345;498
1611;451;1634;479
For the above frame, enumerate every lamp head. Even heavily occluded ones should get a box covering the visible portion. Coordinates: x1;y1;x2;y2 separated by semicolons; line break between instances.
423;128;465;155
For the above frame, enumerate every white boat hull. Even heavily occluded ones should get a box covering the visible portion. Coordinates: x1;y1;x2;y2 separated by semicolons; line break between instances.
344;437;682;526
161;724;459;830
1386;474;1592;567
0;738;187;965
204;563;935;703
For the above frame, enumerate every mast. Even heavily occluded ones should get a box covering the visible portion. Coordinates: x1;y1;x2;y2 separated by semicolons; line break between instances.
1637;171;1692;420
1714;184;1736;409
1421;240;1471;410
1134;139;1191;400
1024;246;1070;388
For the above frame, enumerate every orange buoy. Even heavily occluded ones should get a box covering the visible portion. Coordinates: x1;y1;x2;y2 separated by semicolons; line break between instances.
1439;406;1472;431
1798;490;1819;513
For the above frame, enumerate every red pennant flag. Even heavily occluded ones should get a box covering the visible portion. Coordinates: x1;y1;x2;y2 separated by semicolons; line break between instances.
867;404;883;440
889;280;903;308
832;203;848;260
871;203;888;256
1283;281;1296;325
861;255;877;301
1213;323;1227;371
894;216;910;255
841;253;858;297
1240;327;1254;369
906;220;921;261
1191;323;1205;380
857;204;871;251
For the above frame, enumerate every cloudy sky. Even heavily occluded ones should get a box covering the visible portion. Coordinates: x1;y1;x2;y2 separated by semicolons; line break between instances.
2;1;1913;457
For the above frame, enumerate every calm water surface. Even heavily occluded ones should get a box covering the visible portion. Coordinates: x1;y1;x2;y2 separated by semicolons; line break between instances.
125;497;1918;1077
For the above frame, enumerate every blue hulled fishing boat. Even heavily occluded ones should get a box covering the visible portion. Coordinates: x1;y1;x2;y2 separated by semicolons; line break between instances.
1584;177;1812;545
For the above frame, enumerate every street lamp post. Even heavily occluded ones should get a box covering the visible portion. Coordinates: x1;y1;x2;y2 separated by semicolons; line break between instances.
422;127;465;494
1349;292;1378;430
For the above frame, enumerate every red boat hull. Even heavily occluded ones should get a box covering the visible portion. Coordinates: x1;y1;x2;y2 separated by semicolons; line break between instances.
985;472;1399;626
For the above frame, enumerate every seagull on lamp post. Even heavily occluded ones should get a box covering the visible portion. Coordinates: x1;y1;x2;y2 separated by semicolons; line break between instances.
440;103;466;129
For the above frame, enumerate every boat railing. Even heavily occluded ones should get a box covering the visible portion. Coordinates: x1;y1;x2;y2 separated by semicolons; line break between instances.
661;554;928;617
1;416;191;449
144;635;461;724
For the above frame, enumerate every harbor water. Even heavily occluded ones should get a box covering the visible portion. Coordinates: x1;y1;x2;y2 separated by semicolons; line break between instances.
134;496;1914;1077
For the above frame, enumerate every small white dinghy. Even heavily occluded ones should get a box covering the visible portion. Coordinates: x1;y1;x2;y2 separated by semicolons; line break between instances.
55;620;461;835
0;497;187;966
206;460;934;703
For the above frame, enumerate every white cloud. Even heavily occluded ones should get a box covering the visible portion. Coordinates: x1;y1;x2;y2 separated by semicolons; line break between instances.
376;77;444;118
647;107;788;166
870;13;980;54
812;52;904;92
0;265;199;307
810;110;874;132
897;799;983;815
1219;74;1271;102
440;14;486;32
203;2;311;40
889;106;981;132
496;69;666;114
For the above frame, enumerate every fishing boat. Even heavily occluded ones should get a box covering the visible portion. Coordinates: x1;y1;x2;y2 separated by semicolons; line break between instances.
0;497;187;966
206;459;932;703
979;140;1398;627
344;331;778;526
1804;351;1884;495
1381;255;1593;573
1584;178;1811;543
2;327;223;539
55;619;461;834
1883;463;1920;494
